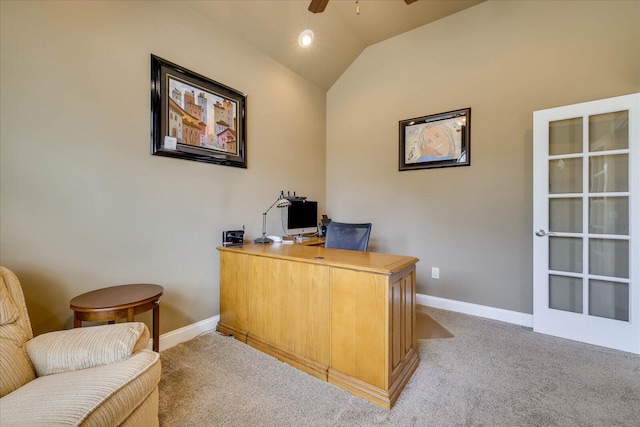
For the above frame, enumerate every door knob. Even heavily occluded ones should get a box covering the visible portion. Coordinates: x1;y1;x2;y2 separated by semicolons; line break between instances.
535;229;555;237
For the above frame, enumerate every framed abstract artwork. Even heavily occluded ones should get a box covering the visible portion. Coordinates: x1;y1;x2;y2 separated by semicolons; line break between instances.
399;108;471;171
151;55;247;168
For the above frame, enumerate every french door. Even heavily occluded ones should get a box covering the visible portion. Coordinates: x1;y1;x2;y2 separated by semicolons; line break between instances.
533;93;640;354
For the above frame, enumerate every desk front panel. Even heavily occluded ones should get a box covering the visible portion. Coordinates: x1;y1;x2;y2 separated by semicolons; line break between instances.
246;256;330;366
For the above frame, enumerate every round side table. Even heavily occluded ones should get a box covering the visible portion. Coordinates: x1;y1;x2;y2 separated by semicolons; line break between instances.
70;284;164;352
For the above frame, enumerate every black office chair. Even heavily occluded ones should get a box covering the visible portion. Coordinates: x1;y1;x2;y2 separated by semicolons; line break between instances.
324;222;372;251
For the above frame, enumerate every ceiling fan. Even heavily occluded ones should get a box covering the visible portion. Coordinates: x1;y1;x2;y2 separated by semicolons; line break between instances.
309;0;418;14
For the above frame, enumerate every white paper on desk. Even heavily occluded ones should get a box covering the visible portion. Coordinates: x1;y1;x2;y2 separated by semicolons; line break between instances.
164;136;177;150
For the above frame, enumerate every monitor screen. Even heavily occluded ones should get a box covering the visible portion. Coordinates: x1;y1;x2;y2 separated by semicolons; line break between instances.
287;201;318;235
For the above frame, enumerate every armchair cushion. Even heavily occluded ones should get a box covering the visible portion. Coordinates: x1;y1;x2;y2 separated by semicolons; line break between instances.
26;322;150;377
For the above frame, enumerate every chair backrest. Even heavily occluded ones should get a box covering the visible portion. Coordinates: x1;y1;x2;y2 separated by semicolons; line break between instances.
324;222;372;251
0;266;36;397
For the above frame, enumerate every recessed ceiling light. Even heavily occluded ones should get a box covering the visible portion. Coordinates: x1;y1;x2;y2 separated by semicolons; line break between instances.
298;29;314;48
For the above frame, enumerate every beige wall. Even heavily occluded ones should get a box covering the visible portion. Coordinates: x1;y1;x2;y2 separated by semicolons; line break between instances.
327;0;640;314
0;1;326;335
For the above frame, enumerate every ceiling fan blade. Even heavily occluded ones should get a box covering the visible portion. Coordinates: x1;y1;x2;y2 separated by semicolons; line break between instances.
309;0;329;14
404;0;419;4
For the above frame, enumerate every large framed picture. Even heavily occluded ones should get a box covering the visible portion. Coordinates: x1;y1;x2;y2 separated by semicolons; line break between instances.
151;55;247;168
399;108;471;171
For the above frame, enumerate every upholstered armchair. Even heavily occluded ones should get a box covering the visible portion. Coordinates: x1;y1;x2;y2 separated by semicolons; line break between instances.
0;267;161;426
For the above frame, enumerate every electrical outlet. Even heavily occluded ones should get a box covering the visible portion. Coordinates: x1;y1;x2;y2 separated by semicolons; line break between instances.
432;267;440;279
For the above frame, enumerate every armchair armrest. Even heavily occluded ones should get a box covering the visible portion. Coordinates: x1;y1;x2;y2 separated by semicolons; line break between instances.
25;322;150;377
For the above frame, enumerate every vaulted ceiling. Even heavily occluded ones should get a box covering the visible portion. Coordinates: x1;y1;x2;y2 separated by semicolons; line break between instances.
186;0;485;90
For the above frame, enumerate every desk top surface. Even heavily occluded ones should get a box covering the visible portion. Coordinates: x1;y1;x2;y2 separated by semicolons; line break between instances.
217;243;418;275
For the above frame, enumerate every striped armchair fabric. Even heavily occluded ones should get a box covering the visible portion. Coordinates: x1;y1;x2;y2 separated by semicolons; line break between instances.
0;267;161;426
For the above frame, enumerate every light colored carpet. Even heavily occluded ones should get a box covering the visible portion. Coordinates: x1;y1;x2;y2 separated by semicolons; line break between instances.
158;307;640;426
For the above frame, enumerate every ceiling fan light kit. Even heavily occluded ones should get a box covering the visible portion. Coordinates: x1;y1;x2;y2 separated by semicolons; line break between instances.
298;29;315;47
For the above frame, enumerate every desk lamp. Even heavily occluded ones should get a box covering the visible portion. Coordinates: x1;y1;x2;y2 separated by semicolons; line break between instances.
254;192;292;243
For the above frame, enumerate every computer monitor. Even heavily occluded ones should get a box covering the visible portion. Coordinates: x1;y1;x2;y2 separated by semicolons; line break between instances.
286;201;318;236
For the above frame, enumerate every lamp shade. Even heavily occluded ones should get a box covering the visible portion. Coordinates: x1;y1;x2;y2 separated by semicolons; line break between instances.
276;198;292;208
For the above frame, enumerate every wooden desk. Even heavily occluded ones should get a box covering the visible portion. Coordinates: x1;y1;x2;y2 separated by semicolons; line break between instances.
70;284;163;352
217;243;419;409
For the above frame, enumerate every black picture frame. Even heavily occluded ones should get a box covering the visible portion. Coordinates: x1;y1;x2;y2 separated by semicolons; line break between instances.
151;55;247;168
399;108;471;171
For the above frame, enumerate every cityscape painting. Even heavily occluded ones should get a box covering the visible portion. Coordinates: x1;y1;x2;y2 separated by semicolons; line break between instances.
151;55;247;168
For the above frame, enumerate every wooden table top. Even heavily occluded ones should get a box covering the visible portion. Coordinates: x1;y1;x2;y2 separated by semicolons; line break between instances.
217;243;418;274
70;284;164;310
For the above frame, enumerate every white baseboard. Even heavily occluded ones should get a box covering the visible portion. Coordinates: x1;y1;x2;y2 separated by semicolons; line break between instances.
417;293;533;328
151;296;533;351
149;315;219;352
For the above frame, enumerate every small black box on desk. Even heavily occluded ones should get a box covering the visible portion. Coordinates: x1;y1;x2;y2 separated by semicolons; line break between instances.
222;230;244;247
